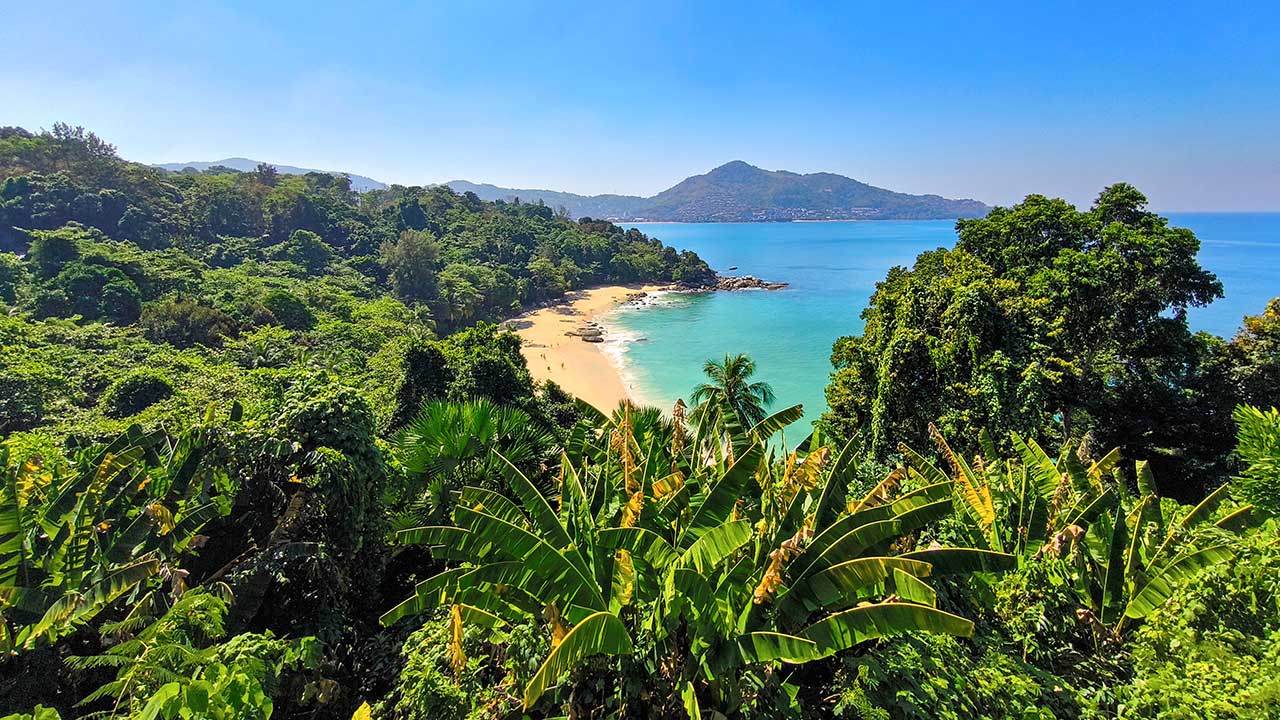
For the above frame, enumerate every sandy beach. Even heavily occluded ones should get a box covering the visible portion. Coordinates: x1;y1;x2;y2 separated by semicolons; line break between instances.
510;284;666;412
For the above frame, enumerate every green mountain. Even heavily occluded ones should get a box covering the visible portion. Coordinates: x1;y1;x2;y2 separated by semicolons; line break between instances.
449;161;988;221
641;160;989;221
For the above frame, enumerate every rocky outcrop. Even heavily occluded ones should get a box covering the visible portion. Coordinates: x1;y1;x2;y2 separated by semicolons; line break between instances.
679;274;788;291
714;275;788;291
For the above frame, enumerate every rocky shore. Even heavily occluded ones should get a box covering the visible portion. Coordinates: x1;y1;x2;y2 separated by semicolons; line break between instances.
559;276;786;345
705;274;788;291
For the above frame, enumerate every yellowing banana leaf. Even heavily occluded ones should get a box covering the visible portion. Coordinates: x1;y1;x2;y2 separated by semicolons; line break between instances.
524;611;632;709
682;680;701;720
802;602;974;657
1215;505;1254;532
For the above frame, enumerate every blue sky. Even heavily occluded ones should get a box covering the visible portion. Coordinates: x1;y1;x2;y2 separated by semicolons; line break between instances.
4;1;1278;210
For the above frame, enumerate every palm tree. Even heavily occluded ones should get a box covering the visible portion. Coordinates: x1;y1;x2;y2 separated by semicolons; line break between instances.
392;398;555;525
689;353;776;426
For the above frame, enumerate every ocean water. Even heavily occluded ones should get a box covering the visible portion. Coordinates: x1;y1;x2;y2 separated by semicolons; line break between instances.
603;214;1280;435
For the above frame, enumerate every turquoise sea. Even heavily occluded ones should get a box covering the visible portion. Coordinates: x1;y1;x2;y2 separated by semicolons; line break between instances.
603;214;1280;434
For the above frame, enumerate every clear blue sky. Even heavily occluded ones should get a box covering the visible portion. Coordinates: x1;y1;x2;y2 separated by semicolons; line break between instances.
4;1;1278;210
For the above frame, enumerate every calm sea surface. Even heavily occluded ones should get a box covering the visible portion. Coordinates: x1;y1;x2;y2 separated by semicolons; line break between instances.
604;214;1280;434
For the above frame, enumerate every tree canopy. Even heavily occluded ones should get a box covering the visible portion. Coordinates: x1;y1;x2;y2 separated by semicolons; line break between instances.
823;185;1272;498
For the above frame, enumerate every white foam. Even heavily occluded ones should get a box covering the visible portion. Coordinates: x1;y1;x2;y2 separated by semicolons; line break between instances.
596;302;665;409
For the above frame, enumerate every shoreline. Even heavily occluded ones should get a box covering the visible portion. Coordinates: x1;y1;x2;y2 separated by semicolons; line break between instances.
509;284;667;413
616;218;972;224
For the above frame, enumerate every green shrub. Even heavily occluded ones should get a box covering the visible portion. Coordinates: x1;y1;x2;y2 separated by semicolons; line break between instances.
832;632;1070;720
272;229;334;273
0;372;49;434
380;611;546;720
68;591;322;720
1234;405;1280;516
261;289;316;330
37;262;142;324
101;370;174;418
385;618;469;720
0;251;25;303
273;385;385;556
227;325;297;369
141;298;237;348
388;339;451;430
0;705;61;719
25;225;85;278
1116;523;1280;719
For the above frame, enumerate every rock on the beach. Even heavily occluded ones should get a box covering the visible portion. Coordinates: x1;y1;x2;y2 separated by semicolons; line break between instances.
566;324;606;341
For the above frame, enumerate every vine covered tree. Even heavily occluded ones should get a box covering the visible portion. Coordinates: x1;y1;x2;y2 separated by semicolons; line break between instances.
823;185;1235;498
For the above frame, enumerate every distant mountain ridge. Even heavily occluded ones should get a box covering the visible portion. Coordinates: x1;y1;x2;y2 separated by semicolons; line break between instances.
157;157;988;220
445;180;652;219
154;157;388;192
449;161;988;221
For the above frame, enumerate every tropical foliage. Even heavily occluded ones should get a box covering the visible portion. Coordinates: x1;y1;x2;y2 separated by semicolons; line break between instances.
0;423;229;654
690;352;777;427
0;125;1277;719
902;427;1253;632
1233;405;1280;516
824;185;1278;499
382;401;1011;716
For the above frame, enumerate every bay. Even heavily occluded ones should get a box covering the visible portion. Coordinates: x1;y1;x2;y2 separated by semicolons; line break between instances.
605;214;1280;433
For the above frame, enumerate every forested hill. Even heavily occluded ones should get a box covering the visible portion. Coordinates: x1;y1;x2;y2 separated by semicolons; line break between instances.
449;160;990;221
444;179;652;220
154;154;990;221
639;160;989;221
155;157;388;193
0;124;714;437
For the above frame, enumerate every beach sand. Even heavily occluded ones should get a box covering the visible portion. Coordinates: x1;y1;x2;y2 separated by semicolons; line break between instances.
511;284;666;412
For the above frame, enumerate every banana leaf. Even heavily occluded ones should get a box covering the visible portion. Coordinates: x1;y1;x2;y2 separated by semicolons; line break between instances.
1123;544;1236;620
679;519;753;575
524;611;632;709
899;548;1016;575
802;602;974;657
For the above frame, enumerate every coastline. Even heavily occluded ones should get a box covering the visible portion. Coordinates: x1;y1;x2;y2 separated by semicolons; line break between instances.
509;284;666;413
618;218;971;224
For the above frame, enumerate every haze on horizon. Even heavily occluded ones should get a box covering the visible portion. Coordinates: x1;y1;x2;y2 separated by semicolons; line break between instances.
3;1;1278;212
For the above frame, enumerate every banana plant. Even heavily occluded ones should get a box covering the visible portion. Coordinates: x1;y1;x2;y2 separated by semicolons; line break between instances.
903;425;1254;637
899;424;1122;560
0;422;228;655
1077;473;1248;634
382;400;1012;715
